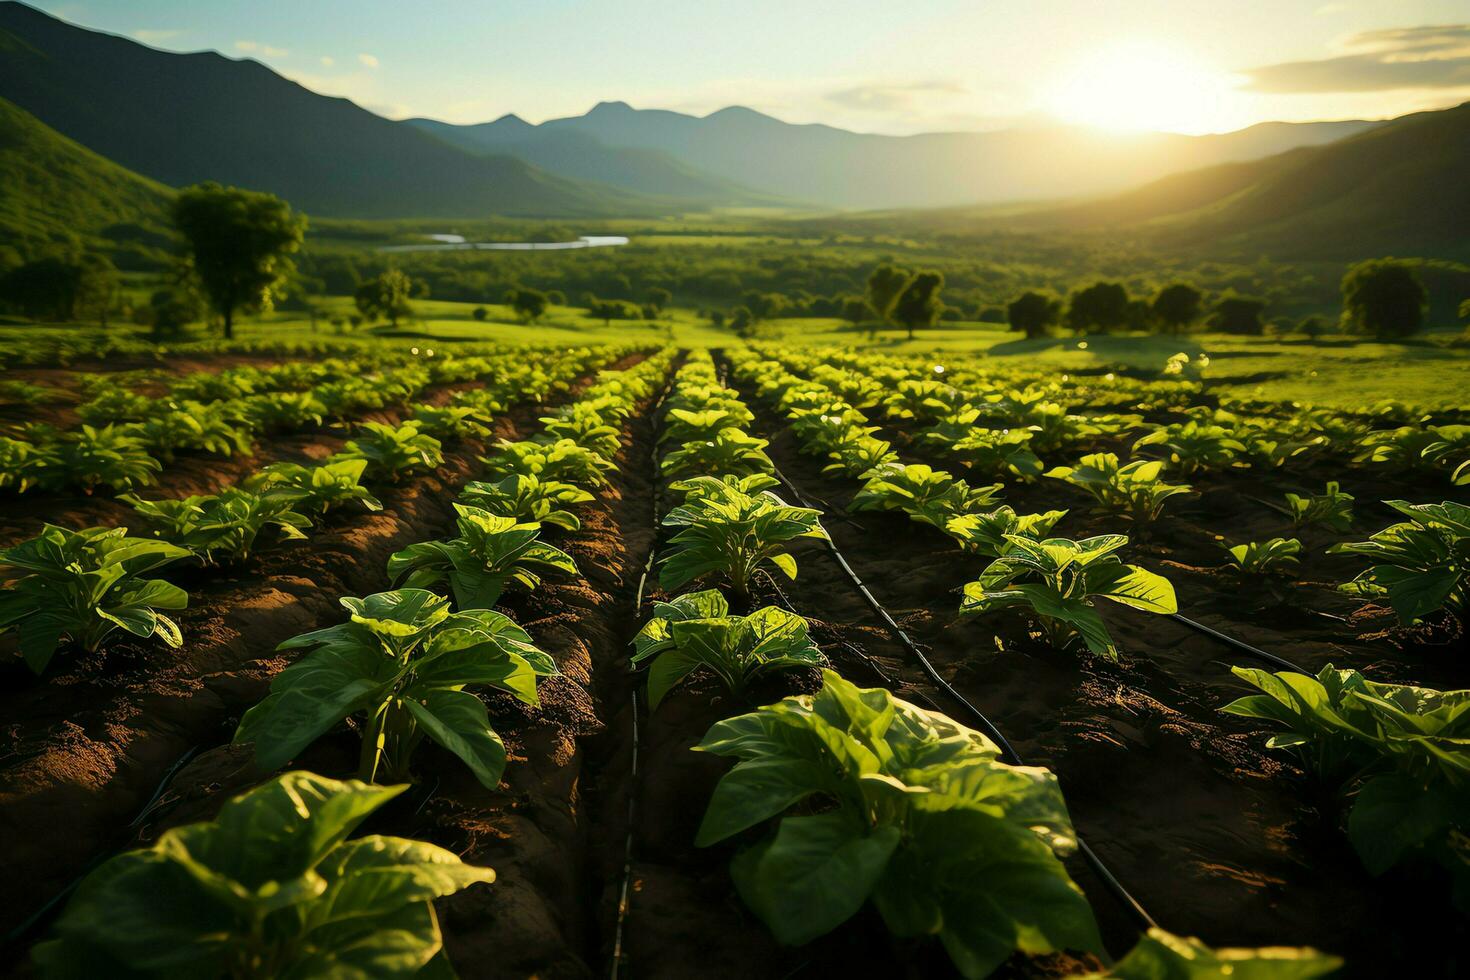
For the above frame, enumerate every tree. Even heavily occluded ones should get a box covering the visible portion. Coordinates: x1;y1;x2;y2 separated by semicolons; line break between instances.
1151;283;1202;335
472;306;488;322
547;290;566;307
840;296;873;330
508;287;549;323
866;264;912;328
587;297;639;326
1065;281;1130;334
355;270;415;328
646;287;672;311
1341;258;1427;339
147;287;206;342
0;257;85;320
1007;290;1061;339
976;306;1007;324
1297;314;1326;343
709;310;726;329
891;271;944;341
1209;295;1266;336
729;306;755;337
172;183;306;339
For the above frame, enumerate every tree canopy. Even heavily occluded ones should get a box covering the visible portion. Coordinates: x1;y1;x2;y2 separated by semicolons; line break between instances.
172;183;305;339
1007;290;1062;339
1341;258;1427;339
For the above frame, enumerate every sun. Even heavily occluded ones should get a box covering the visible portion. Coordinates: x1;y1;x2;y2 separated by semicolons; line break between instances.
1046;43;1240;134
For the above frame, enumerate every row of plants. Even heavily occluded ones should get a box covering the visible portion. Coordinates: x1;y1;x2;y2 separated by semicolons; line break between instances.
727;349;1179;661
26;348;678;977
0;347;626;673
0;329;404;370
732;345;1470;934
626;349;1338;978
0;346;581;494
752;346;1469;634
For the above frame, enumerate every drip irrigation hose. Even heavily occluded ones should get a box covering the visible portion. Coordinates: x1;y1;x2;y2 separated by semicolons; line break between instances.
608;377;671;980
1167;613;1307;675
766;463;1159;937
3;742;204;948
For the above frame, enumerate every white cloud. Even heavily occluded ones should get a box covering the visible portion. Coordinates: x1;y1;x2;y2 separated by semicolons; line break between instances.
133;29;182;44
320;56;335;67
235;40;289;58
358;53;380;69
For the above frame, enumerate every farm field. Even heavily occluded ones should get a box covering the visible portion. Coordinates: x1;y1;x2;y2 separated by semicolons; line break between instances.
0;333;1464;978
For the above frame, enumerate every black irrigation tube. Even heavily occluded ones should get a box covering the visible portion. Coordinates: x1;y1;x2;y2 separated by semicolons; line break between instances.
608;376;672;980
766;462;1160;939
1168;613;1308;675
2;742;204;949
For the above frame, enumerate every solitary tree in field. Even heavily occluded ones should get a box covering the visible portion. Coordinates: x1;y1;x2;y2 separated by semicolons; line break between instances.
1151;283;1202;335
892;271;944;341
840;296;873;330
1209;294;1266;335
355;269;416;328
509;287;549;323
472;306;488;322
729;305;755;337
1007;290;1061;339
1297;314;1326;343
866;264;912;329
172;183;305;340
1341;258;1427;339
1065;281;1130;334
646;287;672;311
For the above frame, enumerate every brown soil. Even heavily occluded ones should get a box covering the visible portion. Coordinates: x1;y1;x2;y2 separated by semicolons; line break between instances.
0;358;644;950
731;372;1468;979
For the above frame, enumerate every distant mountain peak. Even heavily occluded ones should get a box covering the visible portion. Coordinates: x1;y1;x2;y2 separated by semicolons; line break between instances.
588;100;634;114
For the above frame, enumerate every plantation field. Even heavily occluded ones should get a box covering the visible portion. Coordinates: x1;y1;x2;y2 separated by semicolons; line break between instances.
0;334;1465;978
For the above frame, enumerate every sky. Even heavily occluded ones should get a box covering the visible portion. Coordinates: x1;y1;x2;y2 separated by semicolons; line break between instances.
27;0;1470;135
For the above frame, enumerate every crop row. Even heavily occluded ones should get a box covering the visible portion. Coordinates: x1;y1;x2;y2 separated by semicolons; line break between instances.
616;350;1342;977
725;345;1469;950
18;348;676;976
0;345;596;495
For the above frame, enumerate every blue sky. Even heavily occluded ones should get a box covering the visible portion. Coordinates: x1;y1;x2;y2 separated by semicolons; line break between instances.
28;0;1470;133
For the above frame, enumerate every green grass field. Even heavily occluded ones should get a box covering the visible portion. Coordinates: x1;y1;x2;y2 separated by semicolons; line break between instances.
14;291;1466;411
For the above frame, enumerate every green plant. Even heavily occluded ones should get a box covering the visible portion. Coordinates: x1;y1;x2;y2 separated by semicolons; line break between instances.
1223;537;1303;577
243;459;384;514
695;669;1101;978
481;438;615;486
944;506;1068;557
458;473;593;531
1285;482;1354;532
1328;500;1468;627
538;405;624;458
960;534;1177;659
850;463;1003;532
235;590;557;788
32;771;495;978
130;404;255;462
0;525;189;672
0;436;41;492
123;488;313;564
930;422;1045;479
37;424;161;493
335;420;444;482
658;476;828;603
1081;928;1341;979
1045;453;1191;524
242;390;326;432
660;426;774;479
411;403;493;442
387;506;577;610
1224;664;1470;908
630;589;824;707
1134;421;1247;476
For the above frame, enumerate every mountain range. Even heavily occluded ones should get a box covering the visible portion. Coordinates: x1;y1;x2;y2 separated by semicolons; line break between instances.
421;101;1380;210
0;0;1465;266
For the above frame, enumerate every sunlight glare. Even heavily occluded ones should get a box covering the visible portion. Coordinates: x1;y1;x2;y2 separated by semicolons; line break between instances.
1046;43;1238;134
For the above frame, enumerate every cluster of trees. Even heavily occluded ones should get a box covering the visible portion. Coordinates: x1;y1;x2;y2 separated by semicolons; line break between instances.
1002;258;1435;341
0;253;117;323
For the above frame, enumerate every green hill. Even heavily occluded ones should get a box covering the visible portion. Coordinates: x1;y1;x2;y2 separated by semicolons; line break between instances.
1012;101;1470;260
0;93;173;259
0;1;665;219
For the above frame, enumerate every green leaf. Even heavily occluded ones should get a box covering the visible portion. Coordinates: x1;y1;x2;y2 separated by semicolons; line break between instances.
730;812;900;946
403;690;508;789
